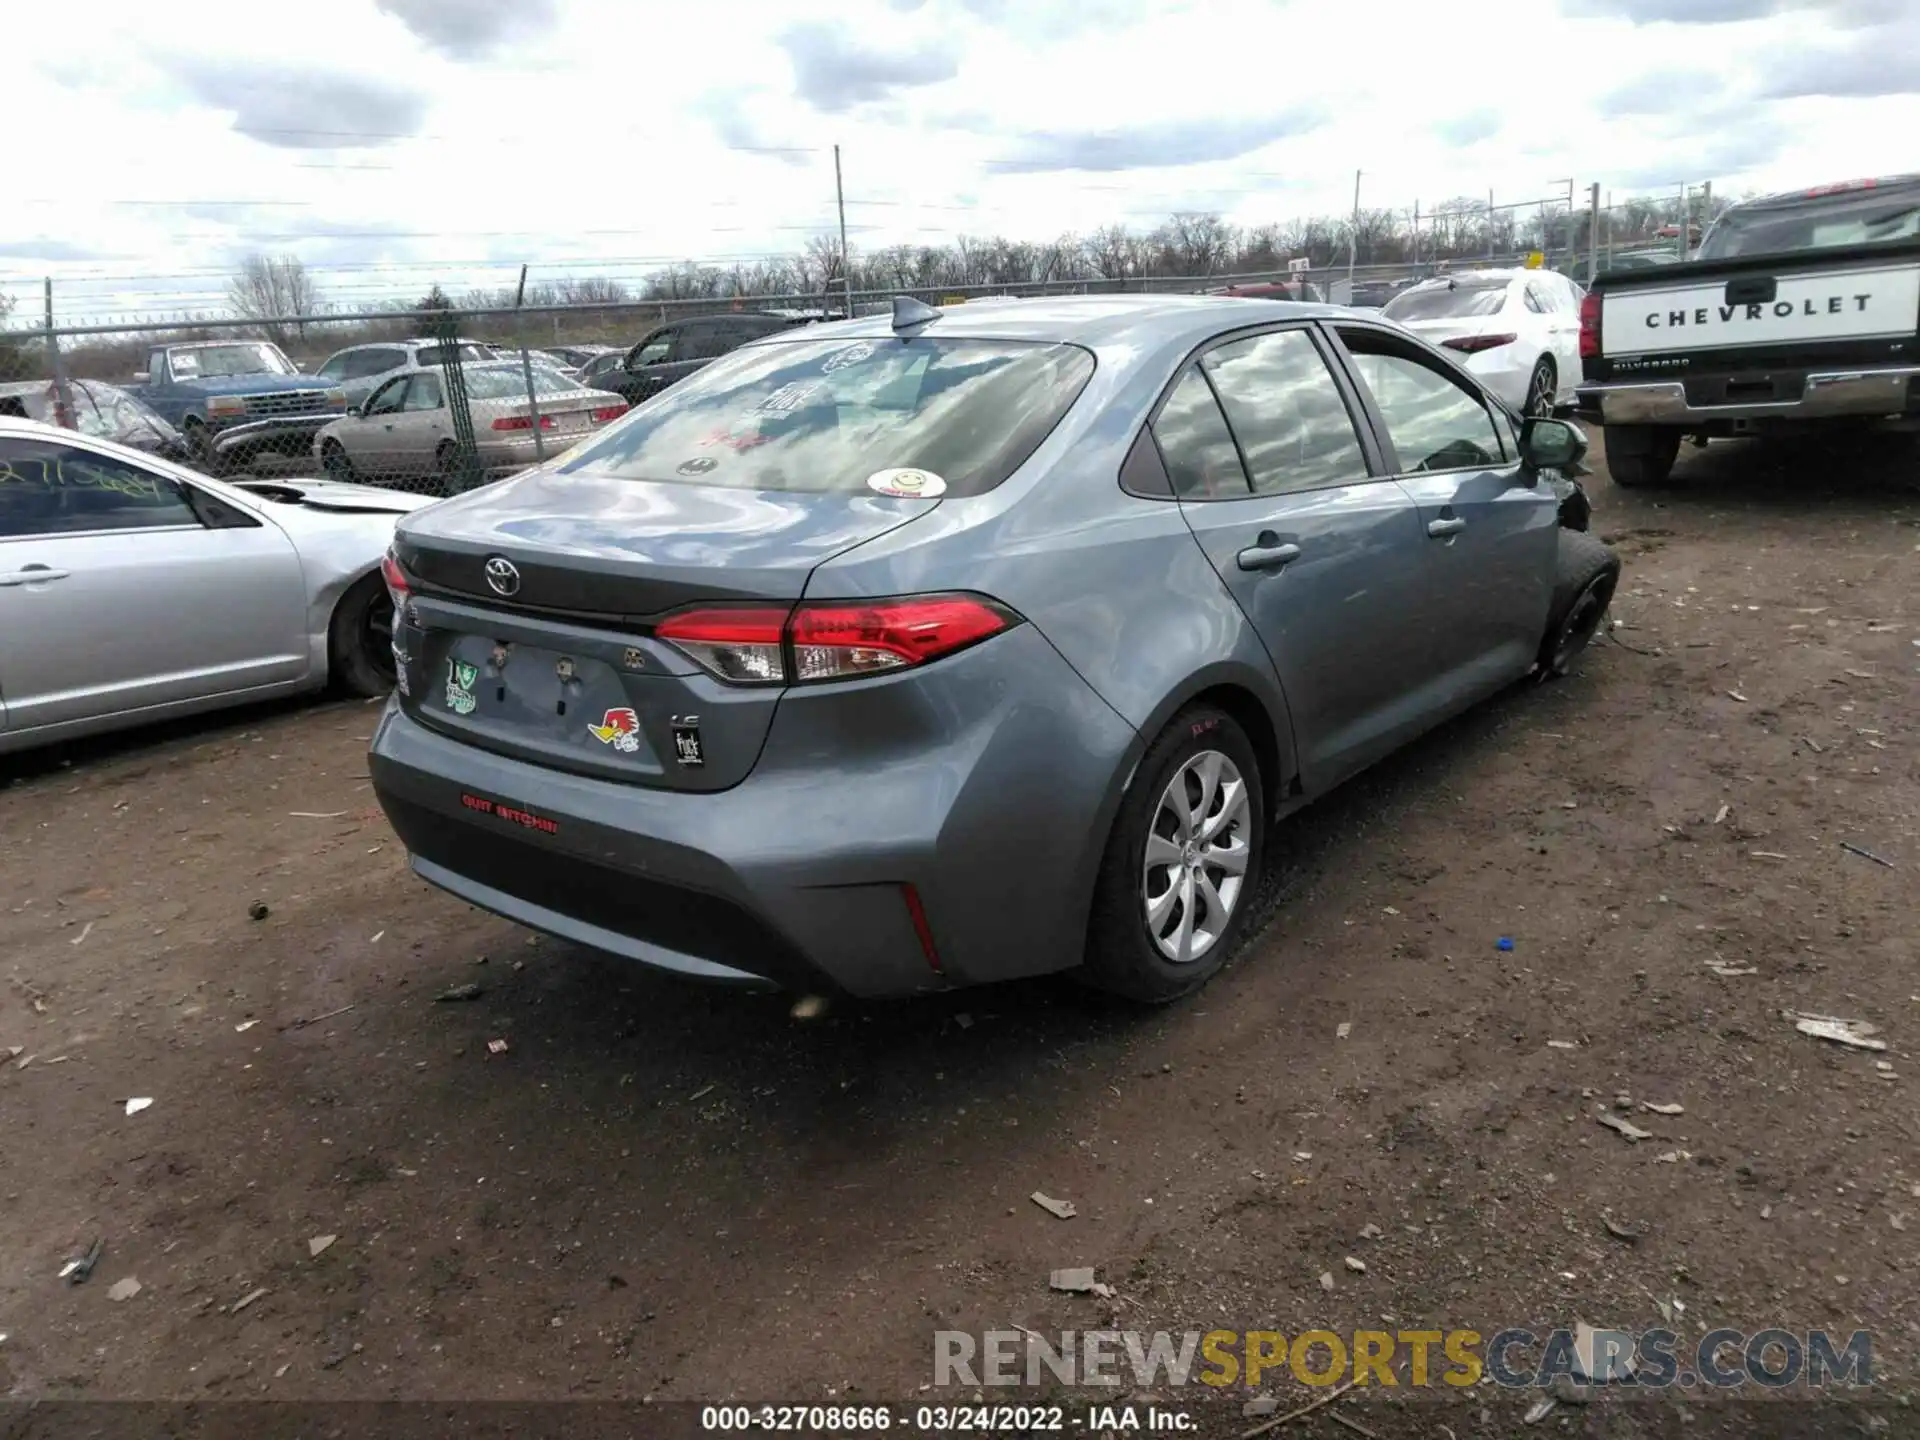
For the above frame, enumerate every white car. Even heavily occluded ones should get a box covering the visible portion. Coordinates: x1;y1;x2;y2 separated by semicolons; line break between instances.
1379;269;1587;416
0;417;429;755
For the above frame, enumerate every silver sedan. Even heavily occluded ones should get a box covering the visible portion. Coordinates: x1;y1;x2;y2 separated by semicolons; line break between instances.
313;362;629;486
0;417;430;755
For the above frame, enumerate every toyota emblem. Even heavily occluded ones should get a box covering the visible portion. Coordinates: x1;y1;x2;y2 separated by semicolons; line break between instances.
484;556;521;597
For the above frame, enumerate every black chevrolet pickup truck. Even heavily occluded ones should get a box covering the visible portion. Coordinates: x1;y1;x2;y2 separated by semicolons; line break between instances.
1575;174;1920;485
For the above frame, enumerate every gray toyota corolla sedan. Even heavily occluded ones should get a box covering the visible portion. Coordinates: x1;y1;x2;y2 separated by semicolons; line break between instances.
369;295;1618;1001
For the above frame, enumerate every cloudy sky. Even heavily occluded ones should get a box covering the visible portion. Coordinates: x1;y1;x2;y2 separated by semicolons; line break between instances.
7;0;1917;323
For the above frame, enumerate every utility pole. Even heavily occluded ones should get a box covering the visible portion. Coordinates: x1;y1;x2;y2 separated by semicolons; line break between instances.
1678;183;1690;258
1563;178;1576;268
1605;189;1614;269
1346;169;1360;297
833;144;854;319
1487;189;1496;261
1412;201;1421;268
1587;182;1601;283
1700;179;1713;250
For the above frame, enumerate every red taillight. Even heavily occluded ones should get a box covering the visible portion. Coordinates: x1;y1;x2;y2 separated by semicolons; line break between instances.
590;403;629;423
1579;291;1602;359
790;596;1014;681
490;414;556;432
654;594;1018;686
654;606;790;685
380;551;411;611
1440;332;1517;354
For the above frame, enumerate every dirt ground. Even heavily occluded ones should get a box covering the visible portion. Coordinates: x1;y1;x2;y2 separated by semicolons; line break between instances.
2;431;1916;1437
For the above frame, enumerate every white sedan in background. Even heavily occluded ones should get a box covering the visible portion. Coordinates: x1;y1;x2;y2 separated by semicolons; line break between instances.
0;417;426;755
1380;268;1586;416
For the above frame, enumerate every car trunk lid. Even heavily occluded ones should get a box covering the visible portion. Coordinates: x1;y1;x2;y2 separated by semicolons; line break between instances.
391;468;934;791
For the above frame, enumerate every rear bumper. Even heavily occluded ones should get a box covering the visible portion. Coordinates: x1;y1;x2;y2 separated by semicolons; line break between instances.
1575;365;1920;427
367;624;1141;997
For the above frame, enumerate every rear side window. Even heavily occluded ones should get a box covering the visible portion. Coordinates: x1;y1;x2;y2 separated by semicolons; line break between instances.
349;349;403;378
1200;330;1369;496
557;337;1095;497
1152;367;1249;501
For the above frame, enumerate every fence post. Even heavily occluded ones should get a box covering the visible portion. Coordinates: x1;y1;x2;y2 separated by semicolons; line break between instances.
44;278;75;430
514;264;547;464
1587;183;1601;282
431;310;484;497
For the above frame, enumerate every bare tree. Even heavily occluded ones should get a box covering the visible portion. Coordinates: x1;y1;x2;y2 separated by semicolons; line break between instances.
227;254;322;343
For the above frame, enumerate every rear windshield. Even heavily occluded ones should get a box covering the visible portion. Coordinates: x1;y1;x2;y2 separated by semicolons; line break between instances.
1382;281;1511;321
555;336;1096;496
1697;188;1920;259
465;366;581;400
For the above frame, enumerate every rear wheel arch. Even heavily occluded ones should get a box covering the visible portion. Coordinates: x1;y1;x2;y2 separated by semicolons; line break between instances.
1129;666;1297;820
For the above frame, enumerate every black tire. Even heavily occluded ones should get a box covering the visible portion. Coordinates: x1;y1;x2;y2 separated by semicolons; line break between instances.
320;440;355;482
1081;704;1266;1003
327;572;396;698
1603;424;1680;488
1538;529;1621;678
1524;357;1557;418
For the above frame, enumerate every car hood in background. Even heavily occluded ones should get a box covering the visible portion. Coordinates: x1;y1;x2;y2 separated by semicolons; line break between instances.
232;477;432;515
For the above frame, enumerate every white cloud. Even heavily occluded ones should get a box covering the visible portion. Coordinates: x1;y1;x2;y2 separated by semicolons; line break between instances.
5;0;1918;323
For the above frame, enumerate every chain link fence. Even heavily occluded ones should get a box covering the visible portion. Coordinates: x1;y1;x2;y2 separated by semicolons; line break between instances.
3;251;1595;491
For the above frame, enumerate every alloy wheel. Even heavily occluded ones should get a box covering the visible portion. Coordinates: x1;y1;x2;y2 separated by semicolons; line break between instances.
1142;749;1251;964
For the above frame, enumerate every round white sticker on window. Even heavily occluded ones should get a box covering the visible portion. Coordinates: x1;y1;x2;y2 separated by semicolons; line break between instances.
866;467;947;499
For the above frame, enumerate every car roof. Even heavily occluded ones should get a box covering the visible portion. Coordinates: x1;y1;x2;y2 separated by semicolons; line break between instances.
736;293;1353;352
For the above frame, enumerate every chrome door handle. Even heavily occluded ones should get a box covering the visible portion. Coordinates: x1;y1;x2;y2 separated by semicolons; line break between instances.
0;566;72;586
1237;541;1302;571
1427;517;1467;538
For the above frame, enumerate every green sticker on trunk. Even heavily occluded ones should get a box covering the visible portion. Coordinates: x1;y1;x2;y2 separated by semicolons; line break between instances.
445;659;478;715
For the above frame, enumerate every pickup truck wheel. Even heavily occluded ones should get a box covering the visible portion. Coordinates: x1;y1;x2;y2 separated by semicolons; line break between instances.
327;572;396;698
1539;530;1621;678
1603;424;1680;488
1524;357;1557;417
